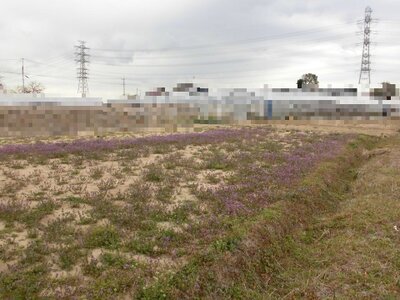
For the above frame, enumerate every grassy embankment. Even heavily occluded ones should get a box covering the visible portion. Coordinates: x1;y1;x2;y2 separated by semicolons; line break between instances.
141;134;400;299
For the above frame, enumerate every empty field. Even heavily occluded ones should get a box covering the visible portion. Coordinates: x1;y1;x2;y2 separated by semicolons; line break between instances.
0;125;398;299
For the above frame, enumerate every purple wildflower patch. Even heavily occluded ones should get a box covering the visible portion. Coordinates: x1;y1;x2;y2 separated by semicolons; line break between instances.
0;128;274;157
205;134;351;215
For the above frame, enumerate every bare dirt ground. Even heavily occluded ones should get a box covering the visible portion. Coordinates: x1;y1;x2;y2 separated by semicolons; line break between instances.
194;120;400;136
0;120;398;146
259;119;400;136
0;128;185;146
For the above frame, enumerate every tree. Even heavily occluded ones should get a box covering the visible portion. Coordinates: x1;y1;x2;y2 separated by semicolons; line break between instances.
301;73;319;85
15;81;45;94
296;78;304;88
26;81;45;93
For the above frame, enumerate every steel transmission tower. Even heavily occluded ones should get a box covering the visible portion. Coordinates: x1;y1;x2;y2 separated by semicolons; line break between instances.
358;7;373;85
75;41;90;98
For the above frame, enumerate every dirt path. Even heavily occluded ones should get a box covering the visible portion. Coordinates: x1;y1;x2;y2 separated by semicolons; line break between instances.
265;120;400;136
193;120;400;136
274;136;400;298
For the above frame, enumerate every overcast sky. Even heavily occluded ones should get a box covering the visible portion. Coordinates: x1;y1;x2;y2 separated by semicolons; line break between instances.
1;0;400;98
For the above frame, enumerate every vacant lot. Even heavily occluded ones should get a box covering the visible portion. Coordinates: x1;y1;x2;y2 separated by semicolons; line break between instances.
0;125;397;298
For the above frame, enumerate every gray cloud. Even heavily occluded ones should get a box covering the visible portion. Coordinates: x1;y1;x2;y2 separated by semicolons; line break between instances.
0;0;399;98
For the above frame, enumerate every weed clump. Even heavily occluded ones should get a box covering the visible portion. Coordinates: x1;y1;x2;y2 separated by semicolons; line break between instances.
144;164;165;182
85;226;120;249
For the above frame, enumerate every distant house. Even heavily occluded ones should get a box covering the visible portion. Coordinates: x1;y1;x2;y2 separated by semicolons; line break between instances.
371;82;398;100
301;83;319;92
145;87;169;97
173;83;194;92
172;83;208;94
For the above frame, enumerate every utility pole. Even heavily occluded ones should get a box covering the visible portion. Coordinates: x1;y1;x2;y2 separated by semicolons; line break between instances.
75;41;90;98
21;58;25;92
358;7;373;85
122;77;126;96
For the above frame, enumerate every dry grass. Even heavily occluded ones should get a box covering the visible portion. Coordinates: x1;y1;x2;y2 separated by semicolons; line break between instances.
270;137;400;298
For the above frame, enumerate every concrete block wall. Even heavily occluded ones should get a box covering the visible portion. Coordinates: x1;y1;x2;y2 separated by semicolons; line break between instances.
0;103;198;137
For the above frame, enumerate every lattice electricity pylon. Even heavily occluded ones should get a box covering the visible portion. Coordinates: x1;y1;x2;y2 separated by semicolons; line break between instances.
75;41;90;98
358;7;373;85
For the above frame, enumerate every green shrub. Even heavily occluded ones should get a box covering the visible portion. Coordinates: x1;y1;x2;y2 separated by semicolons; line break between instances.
127;238;155;255
85;226;120;249
144;164;165;182
212;236;240;252
100;252;132;268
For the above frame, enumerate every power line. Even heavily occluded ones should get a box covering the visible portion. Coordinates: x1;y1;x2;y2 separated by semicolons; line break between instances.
91;20;357;54
88;35;355;69
88;34;356;63
0;59;20;61
1;31;364;81
94;33;353;59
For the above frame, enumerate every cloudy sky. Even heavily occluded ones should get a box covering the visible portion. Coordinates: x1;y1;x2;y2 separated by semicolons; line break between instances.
0;0;399;98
